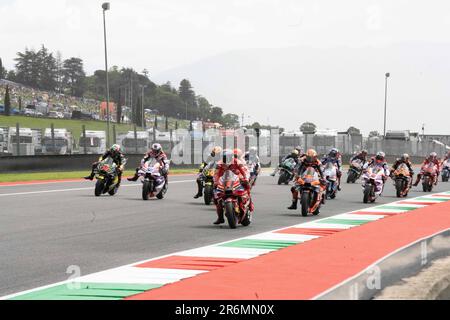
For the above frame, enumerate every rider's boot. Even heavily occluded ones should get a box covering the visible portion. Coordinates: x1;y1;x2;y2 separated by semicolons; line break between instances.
193;180;203;198
84;172;94;180
287;199;298;210
127;168;139;181
213;207;225;224
412;174;421;187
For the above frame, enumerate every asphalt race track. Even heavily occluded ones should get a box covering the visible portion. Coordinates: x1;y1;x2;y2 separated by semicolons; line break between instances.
0;170;448;296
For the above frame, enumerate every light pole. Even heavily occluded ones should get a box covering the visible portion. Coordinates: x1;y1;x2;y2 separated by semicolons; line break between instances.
102;2;111;146
140;84;147;128
383;72;390;138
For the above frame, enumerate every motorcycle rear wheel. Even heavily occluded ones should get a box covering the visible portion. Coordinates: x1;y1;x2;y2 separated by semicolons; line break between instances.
108;185;118;196
241;208;251;227
277;173;286;185
156;182;167;199
225;201;237;229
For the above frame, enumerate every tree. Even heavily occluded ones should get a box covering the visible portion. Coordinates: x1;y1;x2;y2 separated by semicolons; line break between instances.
0;57;6;79
4;85;11;116
347;126;361;135
222;113;240;128
210;106;223;122
14;45;57;90
178;79;197;118
369;131;380;138
300;122;317;134
63;57;86;96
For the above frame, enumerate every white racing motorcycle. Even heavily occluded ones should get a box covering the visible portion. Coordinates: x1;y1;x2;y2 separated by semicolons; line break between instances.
322;161;338;199
138;158;168;200
362;164;387;203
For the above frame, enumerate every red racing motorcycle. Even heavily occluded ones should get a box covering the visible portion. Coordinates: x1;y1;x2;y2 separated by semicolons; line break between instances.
214;169;253;229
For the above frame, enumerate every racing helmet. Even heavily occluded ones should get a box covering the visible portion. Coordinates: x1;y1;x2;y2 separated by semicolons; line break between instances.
291;149;299;157
222;149;233;164
361;149;368;156
401;153;410;161
233;148;243;159
151;143;162;154
211;146;222;157
110;144;121;154
375;151;385;163
249;146;258;155
429;152;437;160
329;148;338;158
305;149;317;162
294;146;303;154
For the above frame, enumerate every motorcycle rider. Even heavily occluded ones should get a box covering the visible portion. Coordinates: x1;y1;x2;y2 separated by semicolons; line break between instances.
84;144;126;186
390;153;414;186
193;146;222;199
321;148;343;190
270;148;301;176
364;151;390;192
413;152;441;186
212;149;253;225
127;143;170;182
350;149;369;166
288;149;325;210
244;146;261;184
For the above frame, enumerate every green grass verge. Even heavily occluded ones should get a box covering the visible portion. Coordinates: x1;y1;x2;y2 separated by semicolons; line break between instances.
0;168;196;183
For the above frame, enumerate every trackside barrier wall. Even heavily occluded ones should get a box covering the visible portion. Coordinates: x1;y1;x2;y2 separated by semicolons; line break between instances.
316;229;450;300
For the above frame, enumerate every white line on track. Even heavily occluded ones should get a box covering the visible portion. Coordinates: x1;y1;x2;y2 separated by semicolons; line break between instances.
0;180;194;197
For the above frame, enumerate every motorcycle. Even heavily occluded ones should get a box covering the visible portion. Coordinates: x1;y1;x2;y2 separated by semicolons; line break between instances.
347;159;363;183
393;163;411;198
215;169;253;229
246;159;260;188
296;167;325;217
421;162;437;192
442;160;450;182
202;165;216;205
323;161;338;199
362;165;386;203
138;158;168;200
94;157;121;197
277;158;296;185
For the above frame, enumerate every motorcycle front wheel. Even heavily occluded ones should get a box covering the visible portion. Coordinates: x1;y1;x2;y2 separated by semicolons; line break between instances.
225;201;237;229
142;180;152;200
363;184;372;203
395;179;404;198
301;192;311;217
95;180;105;197
204;184;213;205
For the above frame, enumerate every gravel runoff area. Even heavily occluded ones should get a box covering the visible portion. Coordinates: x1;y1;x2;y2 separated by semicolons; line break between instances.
375;255;450;300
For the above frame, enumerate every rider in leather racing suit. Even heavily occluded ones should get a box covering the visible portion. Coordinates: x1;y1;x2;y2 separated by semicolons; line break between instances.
212;149;253;225
413;152;441;186
84;144;127;186
321;148;342;190
288;149;325;210
193;146;222;198
127;143;170;183
390;153;414;186
244;146;261;184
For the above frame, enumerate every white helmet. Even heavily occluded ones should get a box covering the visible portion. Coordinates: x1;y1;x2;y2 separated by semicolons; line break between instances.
151;143;162;153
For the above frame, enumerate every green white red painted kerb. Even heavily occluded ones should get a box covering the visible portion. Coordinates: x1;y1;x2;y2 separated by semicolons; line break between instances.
3;191;450;300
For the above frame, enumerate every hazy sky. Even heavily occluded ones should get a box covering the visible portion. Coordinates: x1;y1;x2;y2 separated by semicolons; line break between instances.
1;0;450;133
